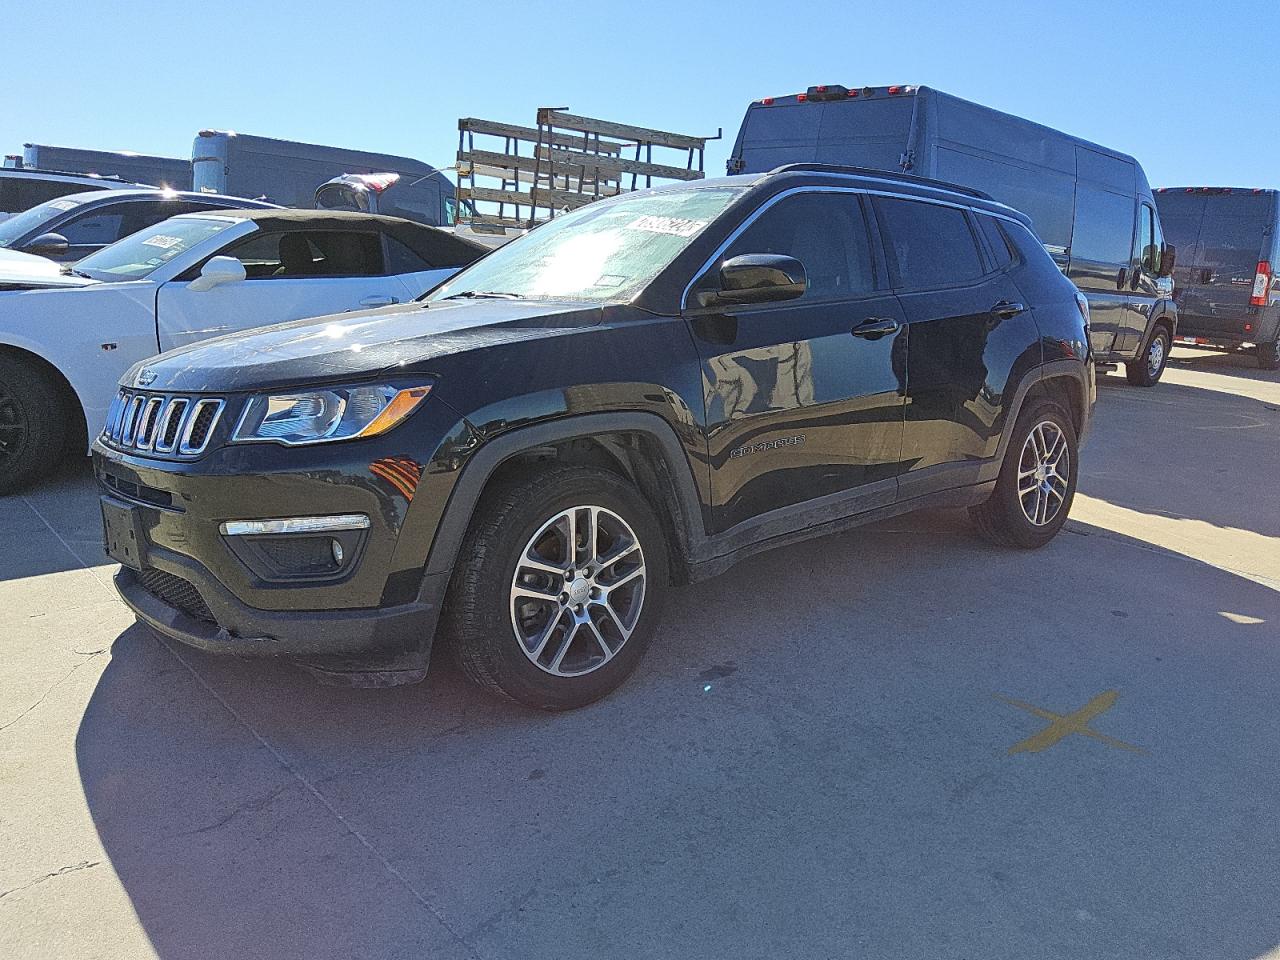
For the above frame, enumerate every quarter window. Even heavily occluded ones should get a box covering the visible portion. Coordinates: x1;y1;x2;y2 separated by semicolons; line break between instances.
720;192;877;300
874;197;985;288
977;215;1015;269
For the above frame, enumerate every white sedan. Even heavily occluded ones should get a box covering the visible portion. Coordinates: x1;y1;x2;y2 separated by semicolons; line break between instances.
0;209;485;491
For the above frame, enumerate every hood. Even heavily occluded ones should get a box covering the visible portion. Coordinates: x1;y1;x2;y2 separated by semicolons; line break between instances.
0;248;99;289
129;297;604;392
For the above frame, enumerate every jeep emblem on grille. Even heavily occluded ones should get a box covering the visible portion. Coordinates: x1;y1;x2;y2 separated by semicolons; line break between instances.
136;368;157;386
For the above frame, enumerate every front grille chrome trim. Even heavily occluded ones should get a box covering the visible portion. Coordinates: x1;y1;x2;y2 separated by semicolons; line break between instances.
100;390;227;460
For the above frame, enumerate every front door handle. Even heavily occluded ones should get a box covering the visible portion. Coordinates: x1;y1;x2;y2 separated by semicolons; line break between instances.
851;318;900;340
991;300;1027;319
360;295;399;307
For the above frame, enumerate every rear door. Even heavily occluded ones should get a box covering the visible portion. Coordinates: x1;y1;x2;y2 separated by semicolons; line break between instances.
1185;193;1273;338
874;196;1033;492
155;227;410;350
688;189;908;532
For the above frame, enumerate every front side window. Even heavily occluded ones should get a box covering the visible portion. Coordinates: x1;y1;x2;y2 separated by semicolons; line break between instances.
713;191;877;300
227;230;385;279
875;197;985;289
431;186;745;303
75;216;235;281
59;206;126;246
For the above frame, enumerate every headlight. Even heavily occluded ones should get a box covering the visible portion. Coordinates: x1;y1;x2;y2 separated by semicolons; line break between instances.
232;383;432;446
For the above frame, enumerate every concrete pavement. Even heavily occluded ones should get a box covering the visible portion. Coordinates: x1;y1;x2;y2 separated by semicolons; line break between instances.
2;346;1278;960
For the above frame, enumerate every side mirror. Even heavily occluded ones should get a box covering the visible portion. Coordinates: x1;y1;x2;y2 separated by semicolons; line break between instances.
188;255;247;292
22;232;69;258
1158;244;1176;278
698;254;807;308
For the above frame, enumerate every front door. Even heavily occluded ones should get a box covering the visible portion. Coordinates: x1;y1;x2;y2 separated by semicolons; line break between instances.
687;190;908;534
1121;201;1164;355
155;227;410;351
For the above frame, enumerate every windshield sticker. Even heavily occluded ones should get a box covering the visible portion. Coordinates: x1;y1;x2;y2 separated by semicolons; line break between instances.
141;234;184;250
628;215;707;238
592;274;627;288
50;199;79;212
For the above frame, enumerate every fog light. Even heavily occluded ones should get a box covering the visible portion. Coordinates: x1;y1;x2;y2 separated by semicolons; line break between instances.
331;539;344;565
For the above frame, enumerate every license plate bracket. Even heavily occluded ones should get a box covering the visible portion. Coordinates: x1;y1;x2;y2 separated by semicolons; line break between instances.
101;498;146;571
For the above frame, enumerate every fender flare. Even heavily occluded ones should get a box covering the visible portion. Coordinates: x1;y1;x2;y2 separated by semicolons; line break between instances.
982;359;1092;482
420;411;707;586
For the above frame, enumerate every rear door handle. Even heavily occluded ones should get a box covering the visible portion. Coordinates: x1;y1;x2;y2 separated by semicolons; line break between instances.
360;295;399;307
991;300;1027;318
851;318;900;340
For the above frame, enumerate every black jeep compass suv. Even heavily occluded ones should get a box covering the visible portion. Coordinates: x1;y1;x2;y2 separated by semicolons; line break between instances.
93;164;1095;710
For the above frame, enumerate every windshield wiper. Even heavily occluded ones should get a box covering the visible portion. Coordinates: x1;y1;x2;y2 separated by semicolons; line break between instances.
443;290;524;300
60;266;93;279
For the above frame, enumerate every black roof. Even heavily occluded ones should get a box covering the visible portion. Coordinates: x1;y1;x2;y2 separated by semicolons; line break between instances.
187;208;488;263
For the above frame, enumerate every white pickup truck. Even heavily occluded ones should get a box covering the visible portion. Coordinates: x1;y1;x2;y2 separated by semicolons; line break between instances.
0;209;485;491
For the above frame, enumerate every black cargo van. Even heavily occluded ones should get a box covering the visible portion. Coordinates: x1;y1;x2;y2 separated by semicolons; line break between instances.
728;84;1178;384
1154;187;1279;369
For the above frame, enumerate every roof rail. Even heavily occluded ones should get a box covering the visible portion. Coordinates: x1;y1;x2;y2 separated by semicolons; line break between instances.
765;163;994;201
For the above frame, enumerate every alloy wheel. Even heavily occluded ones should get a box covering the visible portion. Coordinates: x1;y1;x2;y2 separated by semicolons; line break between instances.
509;505;647;677
1148;334;1166;378
1017;420;1070;527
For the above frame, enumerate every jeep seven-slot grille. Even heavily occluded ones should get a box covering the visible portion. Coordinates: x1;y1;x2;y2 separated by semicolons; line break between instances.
102;391;225;458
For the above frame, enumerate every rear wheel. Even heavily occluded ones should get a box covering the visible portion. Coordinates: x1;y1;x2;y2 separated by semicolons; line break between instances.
443;465;668;710
0;355;69;495
1257;336;1280;371
1125;325;1170;386
970;399;1078;549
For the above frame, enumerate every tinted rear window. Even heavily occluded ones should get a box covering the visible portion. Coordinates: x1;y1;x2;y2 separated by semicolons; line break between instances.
874;197;984;289
733;98;914;174
1199;214;1269;277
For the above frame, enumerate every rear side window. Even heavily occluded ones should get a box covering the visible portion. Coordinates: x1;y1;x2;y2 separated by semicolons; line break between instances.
977;215;1014;269
1071;188;1134;266
720;191;877;300
874;197;985;288
228;230;386;279
385;236;432;275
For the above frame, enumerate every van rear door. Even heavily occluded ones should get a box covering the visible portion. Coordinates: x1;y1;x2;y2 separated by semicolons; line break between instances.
729;95;915;174
1180;192;1274;340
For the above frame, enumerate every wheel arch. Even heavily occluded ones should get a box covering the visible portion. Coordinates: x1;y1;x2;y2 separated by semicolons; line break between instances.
0;342;88;455
422;412;707;592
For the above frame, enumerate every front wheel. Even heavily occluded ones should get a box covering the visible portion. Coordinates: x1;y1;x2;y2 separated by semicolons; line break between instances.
1257;337;1280;371
0;355;70;495
970;400;1079;549
1125;326;1170;386
443;465;668;710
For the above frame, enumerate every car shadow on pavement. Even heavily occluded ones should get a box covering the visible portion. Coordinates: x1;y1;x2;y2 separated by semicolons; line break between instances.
75;513;1280;960
1167;347;1280;384
0;458;106;582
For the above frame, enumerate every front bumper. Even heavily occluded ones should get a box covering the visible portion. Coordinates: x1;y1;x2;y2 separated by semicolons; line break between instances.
92;398;477;676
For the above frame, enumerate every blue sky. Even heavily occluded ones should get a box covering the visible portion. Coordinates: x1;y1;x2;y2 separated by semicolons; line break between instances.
4;0;1273;189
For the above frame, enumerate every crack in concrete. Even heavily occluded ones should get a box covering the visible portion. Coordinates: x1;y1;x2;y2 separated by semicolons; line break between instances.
175;783;293;838
0;860;101;900
0;651;103;733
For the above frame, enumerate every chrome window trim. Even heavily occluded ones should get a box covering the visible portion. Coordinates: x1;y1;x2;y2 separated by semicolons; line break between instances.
679;181;1027;311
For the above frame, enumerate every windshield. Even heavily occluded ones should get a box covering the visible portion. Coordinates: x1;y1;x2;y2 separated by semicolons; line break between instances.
75;216;234;281
429;186;745;303
0;194;95;247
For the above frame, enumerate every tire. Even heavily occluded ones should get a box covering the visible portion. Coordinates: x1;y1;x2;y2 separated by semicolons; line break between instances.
442;464;669;710
970;399;1078;549
0;355;69;495
1125;325;1170;386
1257;337;1280;371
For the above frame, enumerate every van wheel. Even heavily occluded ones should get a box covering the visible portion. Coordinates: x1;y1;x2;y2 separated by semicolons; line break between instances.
443;465;668;710
970;399;1078;549
0;355;69;495
1125;326;1170;386
1257;337;1280;371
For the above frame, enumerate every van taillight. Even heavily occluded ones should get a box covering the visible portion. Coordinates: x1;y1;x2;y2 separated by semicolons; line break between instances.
1251;261;1272;307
